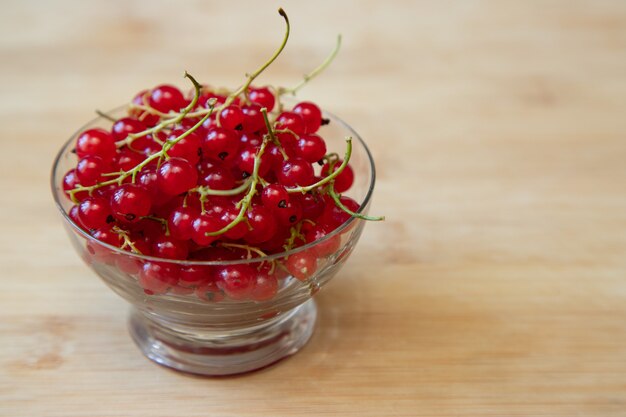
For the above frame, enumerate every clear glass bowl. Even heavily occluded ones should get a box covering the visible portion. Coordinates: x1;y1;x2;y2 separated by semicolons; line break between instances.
51;106;376;375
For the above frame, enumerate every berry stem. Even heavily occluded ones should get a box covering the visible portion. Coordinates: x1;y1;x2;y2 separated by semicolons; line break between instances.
219;242;269;259
328;187;385;221
216;8;290;126
203;137;270;237
280;34;342;96
95;110;116;122
285;138;352;194
261;107;289;159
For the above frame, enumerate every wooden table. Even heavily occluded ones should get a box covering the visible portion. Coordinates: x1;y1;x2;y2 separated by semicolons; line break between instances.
2;1;626;415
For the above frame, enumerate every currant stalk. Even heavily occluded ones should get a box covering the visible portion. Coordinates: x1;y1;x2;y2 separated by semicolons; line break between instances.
216;8;290;126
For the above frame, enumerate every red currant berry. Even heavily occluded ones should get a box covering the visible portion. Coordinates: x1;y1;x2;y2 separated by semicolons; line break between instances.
191;213;222;246
296;192;324;220
293;101;322;134
139;262;179;295
251;271;278;301
111;117;147;141
130;90;160;126
249;87;275;111
76;156;107;186
261;184;289;211
151;235;189;260
115;148;144;172
195;280;224;302
295;134;327;163
110;184;152;223
63;169;88;201
157;157;198;196
167;205;199;240
179;265;212;288
241;103;266;133
236;145;271;177
322;160;354;193
304;223;341;257
245;206;277;244
166;128;202;165
198;166;236;190
202;127;240;163
149;84;186;113
68;205;83;229
219;207;248;240
219;105;244;131
76;128;116;163
215;265;255;300
137;167;168;206
77;196;112;230
276;111;305;136
274;198;302;227
286;251;318;281
321;195;360;229
277;158;315;187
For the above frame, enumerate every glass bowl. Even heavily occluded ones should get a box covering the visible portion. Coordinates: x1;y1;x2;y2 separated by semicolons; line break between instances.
51;106;376;375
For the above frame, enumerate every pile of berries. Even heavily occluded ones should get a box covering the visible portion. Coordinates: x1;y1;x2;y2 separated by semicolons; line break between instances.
60;9;381;302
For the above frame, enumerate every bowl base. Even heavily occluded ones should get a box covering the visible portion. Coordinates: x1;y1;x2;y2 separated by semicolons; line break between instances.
128;300;317;376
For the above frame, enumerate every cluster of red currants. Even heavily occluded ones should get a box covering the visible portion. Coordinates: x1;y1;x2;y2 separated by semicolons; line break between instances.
62;79;363;301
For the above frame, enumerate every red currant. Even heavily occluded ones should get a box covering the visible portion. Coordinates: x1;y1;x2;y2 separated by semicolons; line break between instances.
322;160;354;193
276;111;305;136
277;158;314;187
167;205;199;240
293;101;322;134
202;127;240;163
77;197;112;230
219;105;244;131
215;265;255;300
248;87;275;111
286;251;317;281
157;157;198;196
76;128;116;163
112;117;147;141
295;134;327;163
149;84;186;113
110;184;152;223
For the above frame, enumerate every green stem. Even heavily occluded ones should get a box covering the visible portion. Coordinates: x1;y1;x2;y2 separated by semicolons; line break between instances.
191;179;252;197
328;187;385;221
96;110;116;122
261;107;289;159
203;138;270;237
219;242;268;259
216;8;290;126
280;34;342;96
285;138;352;194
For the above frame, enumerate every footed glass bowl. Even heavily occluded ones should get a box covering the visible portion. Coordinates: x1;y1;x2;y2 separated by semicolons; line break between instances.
51;107;376;375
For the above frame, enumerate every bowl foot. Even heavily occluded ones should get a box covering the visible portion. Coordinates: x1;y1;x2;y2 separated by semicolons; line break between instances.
128;300;317;376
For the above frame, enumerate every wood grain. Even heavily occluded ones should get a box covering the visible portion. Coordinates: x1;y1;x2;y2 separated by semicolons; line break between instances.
1;0;626;415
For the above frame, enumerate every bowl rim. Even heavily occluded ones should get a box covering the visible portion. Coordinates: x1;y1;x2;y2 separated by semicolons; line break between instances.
51;105;376;265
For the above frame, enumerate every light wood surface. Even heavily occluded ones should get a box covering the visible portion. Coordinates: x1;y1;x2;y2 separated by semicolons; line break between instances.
2;1;626;416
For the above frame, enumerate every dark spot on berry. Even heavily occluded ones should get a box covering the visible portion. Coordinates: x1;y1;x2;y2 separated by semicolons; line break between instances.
278;200;287;208
234;124;243;131
197;148;203;157
242;171;250;179
125;213;136;221
318;159;325;166
218;152;228;160
106;215;115;224
320;118;330;126
289;215;297;224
